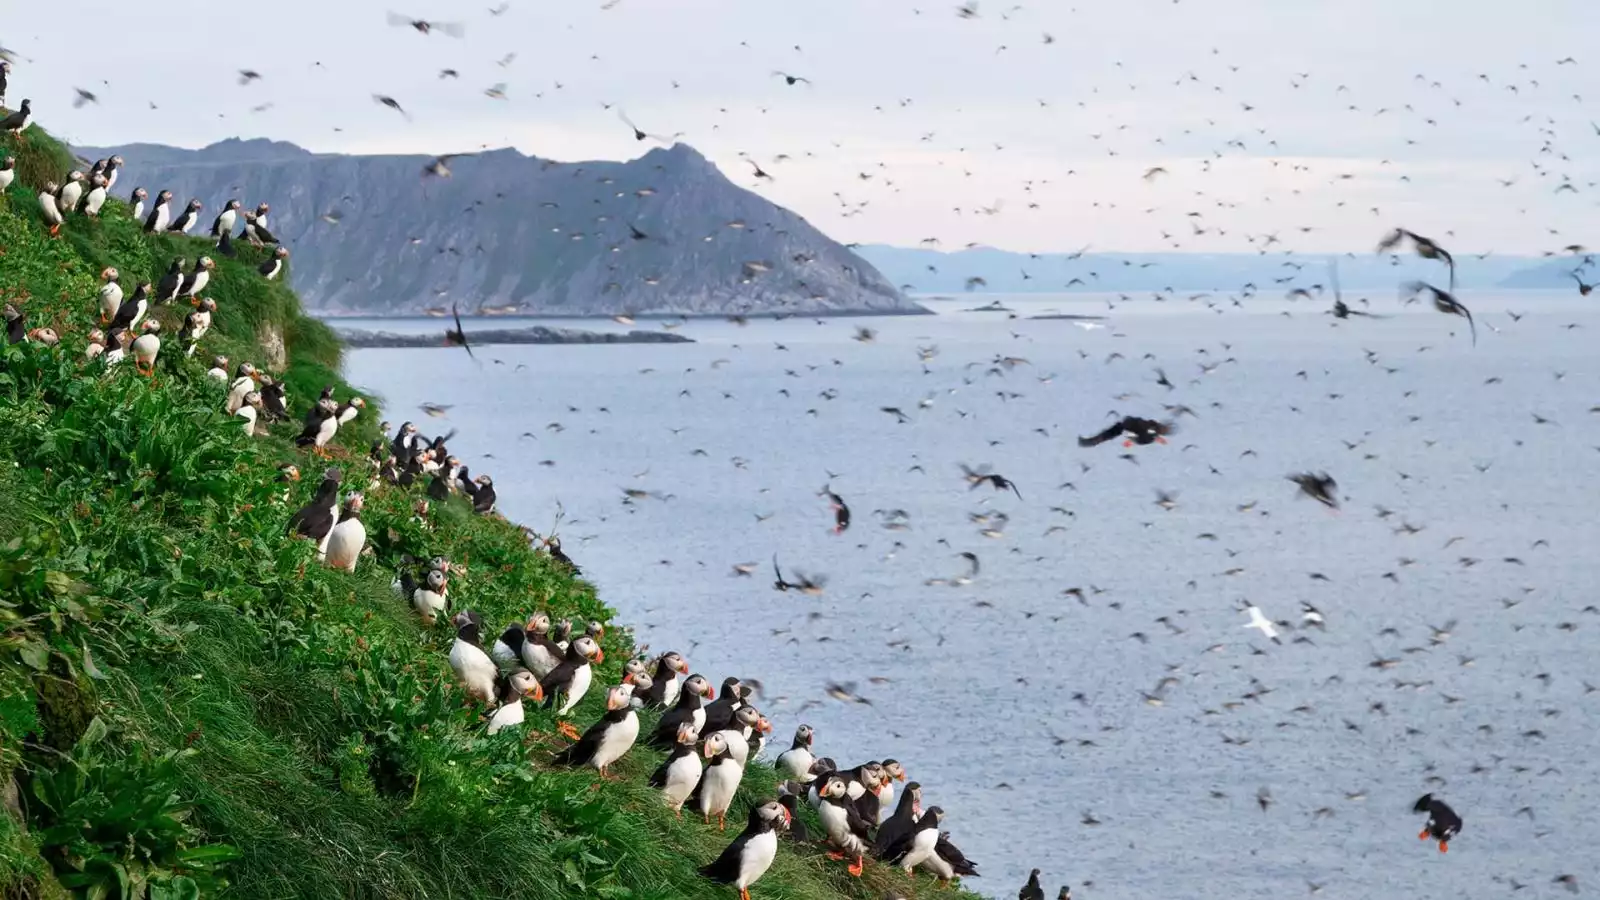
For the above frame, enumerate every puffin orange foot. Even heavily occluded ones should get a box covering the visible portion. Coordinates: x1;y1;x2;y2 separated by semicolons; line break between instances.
718;815;726;832
557;721;581;741
1419;829;1431;840
740;890;750;900
1438;841;1448;853
1122;439;1133;447
1156;436;1168;444
826;851;846;861
48;224;60;237
847;857;863;878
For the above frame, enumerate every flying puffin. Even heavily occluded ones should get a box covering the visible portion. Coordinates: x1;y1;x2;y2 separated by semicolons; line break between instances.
235;391;262;437
84;329;107;361
205;355;229;381
96;268;123;323
179;257;215;299
699;800;790;900
285;468;342;561
0;156;14;193
641;651;689;708
649;721;703;814
210;199;242;237
56;171;85;217
143;190;173;233
128;187;147;222
323;492;366;572
260;246;288;280
80;173;108;216
815;773;870;877
551;683;641;776
294;399;339;454
154;259;185;305
130;319;162;377
448;611;498;703
540;635;604;736
775;724;817;782
1078;416;1174;448
0;99;32;141
225;362;260;414
649;674;714;748
485;668;542;735
1413;794;1462;852
180;298;216;356
390;421;421;459
37;181;64;236
167;199;202;234
883;805;945;877
692;732;744;831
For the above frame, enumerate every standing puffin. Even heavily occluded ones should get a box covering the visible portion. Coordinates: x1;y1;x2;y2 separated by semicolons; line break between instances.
143;190;173;233
56;172;85;217
0;99;31;142
1413;794;1462;852
541;635;604;736
108;282;151;334
235;391;262;436
260;246;289;280
180;298;216;356
551;683;640;776
469;474;496;514
37;181;64;236
486;669;542;735
649;722;703;814
649;673;714;748
323;492;366;572
80;173;108;216
883;805;945;878
179;257;215;299
210;199;242;237
205;355;229;381
130;319;162;377
873;782;923;860
243;211;279;246
516;612;565;676
285;468;342;560
154;259;185;305
259;376;288;421
1018;869;1046;900
699;800;789;900
103;328;131;366
448;611;498;702
776;724;817;782
294;399;339;455
102;155;123;192
407;567;450;624
167;199;202;234
815;773;870;877
0;156;14;193
3;305;26;344
84;329;107;361
225;362;260;414
128;187;147;222
692;732;744;831
96;267;123;323
642;651;690;708
336;396;365;427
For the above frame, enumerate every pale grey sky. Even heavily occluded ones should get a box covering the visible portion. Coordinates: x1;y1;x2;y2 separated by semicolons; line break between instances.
6;0;1598;253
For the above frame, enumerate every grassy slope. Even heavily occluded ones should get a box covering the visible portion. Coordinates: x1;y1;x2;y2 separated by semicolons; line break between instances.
0;124;981;900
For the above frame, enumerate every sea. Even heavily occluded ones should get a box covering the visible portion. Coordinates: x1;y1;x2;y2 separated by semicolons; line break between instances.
339;292;1600;899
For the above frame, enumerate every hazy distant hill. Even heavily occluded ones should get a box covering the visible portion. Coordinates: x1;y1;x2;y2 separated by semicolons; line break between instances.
854;244;1542;295
73;138;920;317
1497;256;1595;289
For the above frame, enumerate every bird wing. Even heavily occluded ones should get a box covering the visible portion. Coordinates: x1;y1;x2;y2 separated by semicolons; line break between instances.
450;303;476;359
1077;421;1125;447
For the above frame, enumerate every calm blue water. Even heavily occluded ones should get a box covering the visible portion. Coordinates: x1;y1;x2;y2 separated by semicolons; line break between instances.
342;292;1600;899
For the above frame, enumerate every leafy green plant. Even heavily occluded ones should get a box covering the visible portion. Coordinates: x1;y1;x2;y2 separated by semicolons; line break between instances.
25;717;239;899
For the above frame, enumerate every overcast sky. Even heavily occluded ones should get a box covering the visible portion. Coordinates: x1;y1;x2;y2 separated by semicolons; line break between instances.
5;0;1598;254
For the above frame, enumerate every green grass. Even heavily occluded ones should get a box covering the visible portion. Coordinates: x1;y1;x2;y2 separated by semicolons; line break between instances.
0;122;982;900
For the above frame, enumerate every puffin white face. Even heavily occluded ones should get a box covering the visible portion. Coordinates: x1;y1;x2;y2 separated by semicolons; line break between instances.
884;760;906;782
682;674;710;699
476;475;492;486
734;705;761;729
525;612;551;634
201;256;215;270
68;171;83;182
43;181;58;193
823;775;849;799
758;800;791;829
702;732;729;759
352;397;366;408
661;651;688;675
797;724;814;746
88;329;106;343
142;319;161;334
345;492;364;512
623;658;648;681
573;635;603;664
159;190;172;202
508;669;542;700
605;683;634;711
243;391;262;407
425;568;447;592
280;465;300;482
101;266;117;282
228;200;241;211
624;671;652;693
275;247;289;259
675;722;700;745
213;355;227;368
133;188;146;200
29;328;59;346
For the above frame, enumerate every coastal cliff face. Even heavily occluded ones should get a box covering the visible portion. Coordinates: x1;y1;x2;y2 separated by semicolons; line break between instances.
74;138;920;318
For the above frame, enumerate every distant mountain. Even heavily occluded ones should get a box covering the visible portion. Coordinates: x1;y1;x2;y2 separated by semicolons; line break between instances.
72;139;920;317
1497;256;1595;289
853;245;1542;295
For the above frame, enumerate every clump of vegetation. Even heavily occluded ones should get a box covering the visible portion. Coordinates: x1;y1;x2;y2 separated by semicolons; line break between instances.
0;122;979;898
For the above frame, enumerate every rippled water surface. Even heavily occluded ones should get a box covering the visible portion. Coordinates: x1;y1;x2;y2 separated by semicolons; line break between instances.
341;293;1600;898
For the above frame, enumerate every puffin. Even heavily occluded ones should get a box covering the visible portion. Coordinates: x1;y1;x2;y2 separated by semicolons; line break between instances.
485;669;542;735
336;396;365;427
407;567;450;625
934;832;979;880
108;283;151;335
81;173;108;216
426;471;451;501
253;202;271;229
648;674;714;748
210;199;242;237
1078;415;1173;448
517;612;565;676
551;683;640;776
883;805;945;878
0;62;9;107
815;773;870;877
692;732;744;831
102;328;130;366
323;492;366;572
84;329;107;361
642;651;690;708
260;246;289;280
448;611;498;703
710;704;765;766
180;298;216;356
102;156;123;192
0;99;31;141
244;212;280;246
294;399;339;454
235;391;263;436
649;722;703;814
143;190;173;233
179;257;215;299
225;362;260;414
27;327;59;347
540;635;604;735
96;268;123;323
469;475;496;514
205;355;229;381
699;800;789;900
37;181;64;236
130;319;162;377
215;227;235;258
879;759;908;813
1019;869;1046;900
775;724;817;782
2;305;26;344
1413;794;1462;852
259;377;288;421
285;468;342;560
700;677;750;733
775;782;813;843
154;259;185;305
873;782;923;859
390;421;421;459
0;156;13;193
129;187;147;222
167;199;202;234
56;172;85;218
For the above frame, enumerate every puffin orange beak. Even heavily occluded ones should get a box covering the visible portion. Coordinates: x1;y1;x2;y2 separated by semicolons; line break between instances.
529;682;544;702
705;687;715;700
593;648;604;664
622;672;635;685
190;298;200;307
896;771;906;781
703;743;718;759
